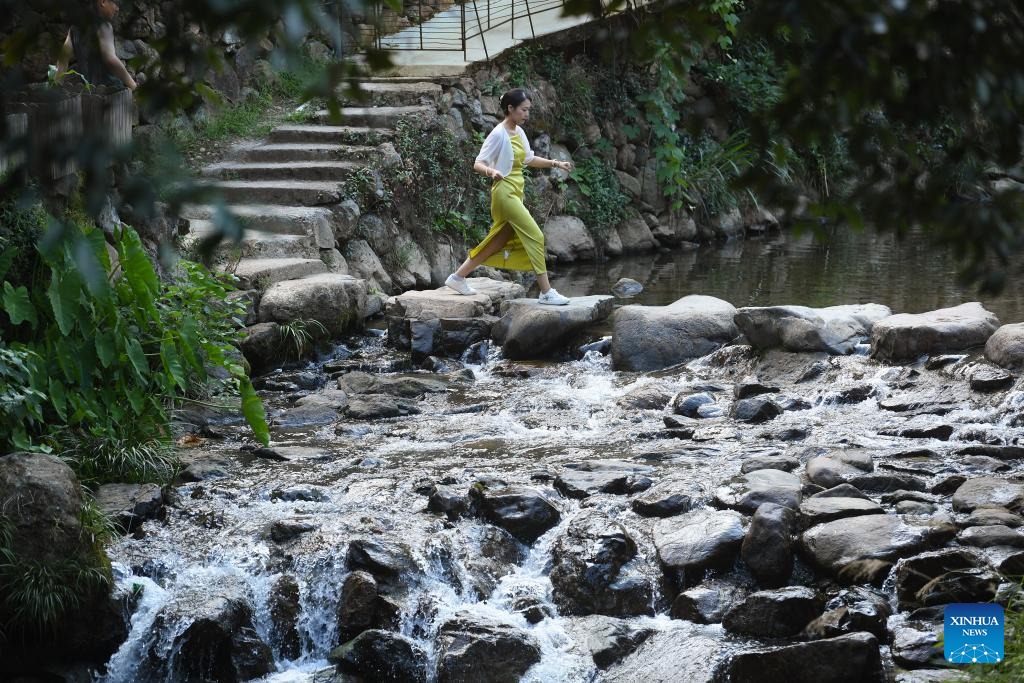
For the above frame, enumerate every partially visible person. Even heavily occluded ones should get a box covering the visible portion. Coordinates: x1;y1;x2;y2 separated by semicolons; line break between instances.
56;0;137;91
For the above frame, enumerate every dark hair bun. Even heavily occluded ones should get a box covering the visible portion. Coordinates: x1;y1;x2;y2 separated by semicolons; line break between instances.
499;88;531;116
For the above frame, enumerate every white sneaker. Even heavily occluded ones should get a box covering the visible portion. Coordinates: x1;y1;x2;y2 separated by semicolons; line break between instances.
445;273;477;295
538;287;570;305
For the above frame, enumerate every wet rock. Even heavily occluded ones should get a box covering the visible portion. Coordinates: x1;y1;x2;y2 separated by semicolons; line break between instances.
270;486;326;502
239;322;284;374
149;580;275;681
740;455;799;474
611;295;739;372
611;277;644;298
427;485;469;519
554;459;655;499
969;364;1015;392
870;302;1001;363
741;503;795;588
880;421;956;440
258;274;367;335
574;615;654;669
799;514;954;577
434;611;541;683
955;444;1024;460
734;377;780;399
731;396;783;423
654;508;745;589
630;478;698;517
670;581;747;623
890;622;945;668
492;295;615;359
810;483;871;500
798;496;883;530
723;586;822;638
952;477;1024;512
896;670;968;683
728;632;884;683
543;215;596;262
805;451;874;488
734;303;891;354
851;472;927;493
985;322;1024;369
550;510;653;617
962;455;1011;472
94;482;164;531
670;392;716;417
932;475;967;495
268;575;301;660
916;568;1000;606
893;549;985;609
469;484;560;544
964;507;1023;528
985;546;1024;575
268;519;317;543
347;538;418;589
833;383;875;404
714;468;802;513
508;591;551;624
343;394;421;419
837;559;895;587
803;587;891;641
177;453;234;482
337;371;450;397
336;571;379;643
616;382;673;410
274;402;341;427
329;629;428;682
897;501;937;515
958;524;1024;548
290;388;349;410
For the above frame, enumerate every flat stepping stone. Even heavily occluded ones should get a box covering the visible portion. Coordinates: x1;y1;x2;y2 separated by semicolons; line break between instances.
553;459;654;498
870;302;1001;362
611;295;738;371
201;160;362;182
237;142;378;163
799;514;953;576
492;295;615;359
268;124;394;145
203;180;342;206
181;222;318;259
798;496;883;529
386;277;526;319
314;105;435;128
232;257;327;288
735;303;891;354
180;203;335;238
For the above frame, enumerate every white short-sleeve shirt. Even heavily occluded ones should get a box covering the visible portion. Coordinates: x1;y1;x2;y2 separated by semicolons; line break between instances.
474;123;535;177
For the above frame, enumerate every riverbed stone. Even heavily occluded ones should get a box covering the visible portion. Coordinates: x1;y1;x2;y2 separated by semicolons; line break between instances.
799;514;954;577
963;507;1023;528
346;537;418;589
434;611;541;683
917;568;1000;606
343;394;421;419
336;571;379;643
329;630;428;682
870;302;1001;362
893;549;986;609
572;615;655;669
952;477;1024;512
728;632;884;683
630;478;699;517
94;482;164;531
258;273;368;335
670;392;716;417
723;586;822;638
554;459;655;498
805;451;874;488
336;371;451;397
469;484;560;544
550;509;653;617
852;472;928;493
714;468;802;513
741;503;795;588
985;322;1024;369
735;303;892;355
611;295;739;371
740;455;799;474
616;215;658;253
611;277;644;298
491;295;614;359
969;364;1015;392
654;508;746;588
958;524;1024;548
810;482;871;500
731;396;783;423
798;496;884;529
670;581;748;624
802;586;891;641
239;322;283;375
543;215;596;262
890;622;946;668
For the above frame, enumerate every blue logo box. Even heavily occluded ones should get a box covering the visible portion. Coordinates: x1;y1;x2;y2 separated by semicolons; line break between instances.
944;603;1004;664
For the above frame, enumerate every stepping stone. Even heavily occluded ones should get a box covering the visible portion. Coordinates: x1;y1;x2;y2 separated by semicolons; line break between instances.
386;278;526;319
735;303;891;354
798;496;883;530
315;105;435;128
237;142;378;163
870;302;1001;362
180;203;335;239
492;295;614;359
258;273;368;334
233;257;328;288
553;459;654;498
201;160;362;182
714;469;802;513
205;180;343;206
268;124;394;145
985;322;1024;370
653;508;745;588
611;295;738;371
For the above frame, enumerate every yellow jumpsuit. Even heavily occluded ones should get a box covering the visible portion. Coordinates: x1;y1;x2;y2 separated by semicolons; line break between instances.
467;134;547;274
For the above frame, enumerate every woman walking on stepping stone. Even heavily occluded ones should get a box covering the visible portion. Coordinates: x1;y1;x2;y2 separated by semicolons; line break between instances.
445;88;573;305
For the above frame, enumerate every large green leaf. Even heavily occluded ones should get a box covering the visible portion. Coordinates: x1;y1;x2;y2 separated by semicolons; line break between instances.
47;268;82;336
49;377;67;421
160;339;187;392
178;317;205;375
0;246;17;282
126;338;148;382
94;330;115;368
238;376;269;446
118;226;160;320
2;282;37;328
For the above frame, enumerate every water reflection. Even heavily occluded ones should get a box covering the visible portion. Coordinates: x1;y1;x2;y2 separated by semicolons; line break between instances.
550;226;1024;323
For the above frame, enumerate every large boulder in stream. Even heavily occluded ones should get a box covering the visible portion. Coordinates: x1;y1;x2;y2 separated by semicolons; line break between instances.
728;632;885;683
469;484;560;544
734;303;892;354
434;611;541;683
549;509;654;617
543;214;597;262
870;302;1001;362
491;295;615;359
329;629;428;682
258;273;368;334
723;586;823;638
714;468;802;513
611;295;739;371
654;508;746;589
986;322;1024;369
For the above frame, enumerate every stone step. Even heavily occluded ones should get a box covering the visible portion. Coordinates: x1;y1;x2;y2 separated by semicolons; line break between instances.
203;180;342;206
231;257;328;289
180;203;335;239
313;105;435;129
268;124;394;146
201;160;363;182
181;221;319;259
237;143;379;163
340;81;444;107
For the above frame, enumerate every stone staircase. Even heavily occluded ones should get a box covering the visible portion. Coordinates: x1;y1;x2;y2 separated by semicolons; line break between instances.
181;79;445;335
